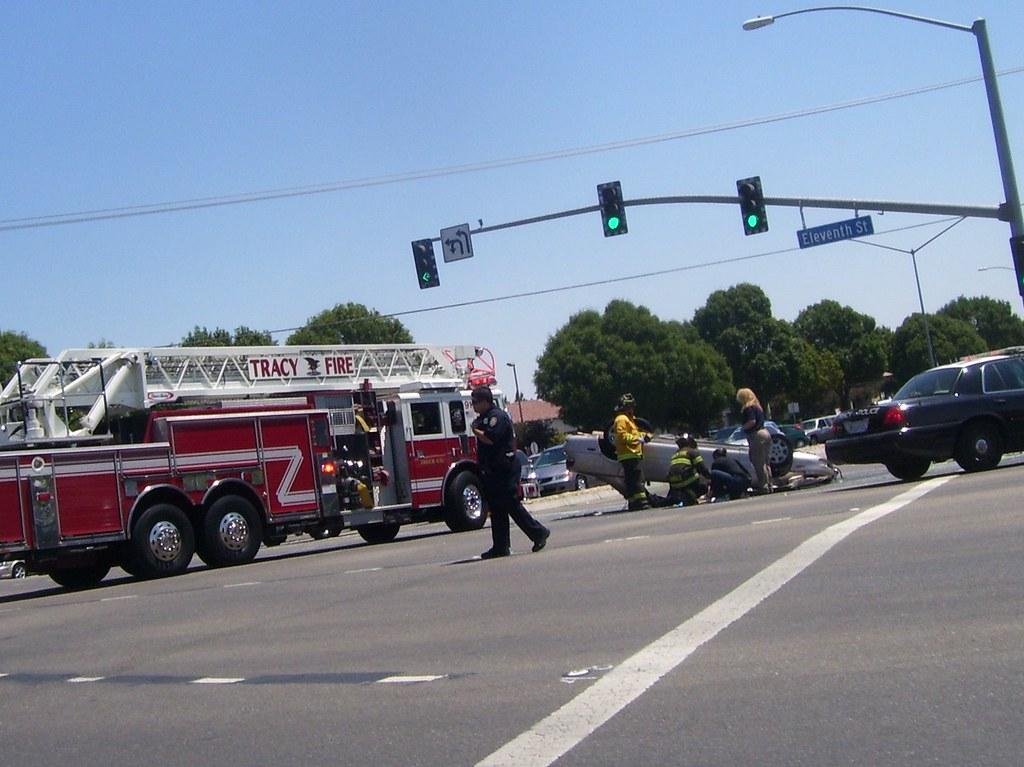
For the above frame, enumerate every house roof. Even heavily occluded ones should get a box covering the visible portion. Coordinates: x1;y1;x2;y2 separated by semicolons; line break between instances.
508;398;562;424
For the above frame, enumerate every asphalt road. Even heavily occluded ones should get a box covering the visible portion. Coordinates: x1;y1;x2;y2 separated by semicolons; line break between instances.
2;458;1022;766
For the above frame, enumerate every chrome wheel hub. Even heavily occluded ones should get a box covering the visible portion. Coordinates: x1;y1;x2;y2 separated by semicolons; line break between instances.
462;485;483;522
218;512;250;552
149;521;183;562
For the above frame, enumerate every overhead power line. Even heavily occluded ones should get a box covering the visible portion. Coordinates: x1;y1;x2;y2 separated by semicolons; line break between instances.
4;66;1023;233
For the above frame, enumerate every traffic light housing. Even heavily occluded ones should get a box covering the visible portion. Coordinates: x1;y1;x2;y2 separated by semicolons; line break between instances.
1012;235;1024;297
412;239;440;289
597;181;628;237
737;176;768;235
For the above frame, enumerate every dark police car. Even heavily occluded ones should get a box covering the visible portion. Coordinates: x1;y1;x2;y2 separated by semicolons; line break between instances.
826;351;1024;480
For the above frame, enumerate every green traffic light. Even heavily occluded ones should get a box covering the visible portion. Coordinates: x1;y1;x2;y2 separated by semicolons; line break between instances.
607;216;621;231
747;214;760;228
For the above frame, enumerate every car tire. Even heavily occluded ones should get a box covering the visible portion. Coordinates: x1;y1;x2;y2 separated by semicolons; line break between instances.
885;458;930;481
357;523;401;544
955;420;1003;472
768;434;793;478
11;561;27;579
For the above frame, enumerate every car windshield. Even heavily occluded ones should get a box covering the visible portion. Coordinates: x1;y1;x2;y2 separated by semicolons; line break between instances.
893;367;961;399
534;448;565;467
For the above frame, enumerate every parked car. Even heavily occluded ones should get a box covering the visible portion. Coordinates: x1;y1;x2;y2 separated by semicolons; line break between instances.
801;415;836;444
525;445;588;495
826;352;1024;480
1;559;28;579
777;423;809;448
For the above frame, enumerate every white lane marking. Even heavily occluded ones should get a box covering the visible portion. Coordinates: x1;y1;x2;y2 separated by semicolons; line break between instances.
603;535;650;543
101;595;137;602
752;516;791;525
192;677;244;684
224;582;261;588
476;477;951;767
67;676;105;683
0;673;8;679
345;567;383;574
376;675;446;684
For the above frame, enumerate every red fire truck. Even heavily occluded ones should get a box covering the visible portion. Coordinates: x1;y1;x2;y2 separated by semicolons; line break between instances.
0;344;500;589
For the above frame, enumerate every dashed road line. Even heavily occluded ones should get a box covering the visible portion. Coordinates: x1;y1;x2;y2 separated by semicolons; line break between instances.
0;671;450;687
376;675;446;684
603;535;650;543
345;567;383;574
752;516;791;525
223;582;261;589
100;595;137;602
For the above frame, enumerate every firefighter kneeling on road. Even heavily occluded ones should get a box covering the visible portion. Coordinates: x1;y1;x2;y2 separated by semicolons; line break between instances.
667;434;710;507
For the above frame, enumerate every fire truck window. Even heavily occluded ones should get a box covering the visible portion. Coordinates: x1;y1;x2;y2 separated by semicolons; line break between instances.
410;402;442;435
448;401;466;433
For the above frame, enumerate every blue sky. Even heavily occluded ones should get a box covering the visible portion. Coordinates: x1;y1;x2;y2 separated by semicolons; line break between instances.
4;1;1023;398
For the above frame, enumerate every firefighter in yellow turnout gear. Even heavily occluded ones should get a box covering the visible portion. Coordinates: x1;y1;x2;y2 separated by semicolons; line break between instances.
613;393;651;510
667;434;711;507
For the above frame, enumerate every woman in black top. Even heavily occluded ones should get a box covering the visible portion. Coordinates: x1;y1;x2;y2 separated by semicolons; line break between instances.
736;387;772;493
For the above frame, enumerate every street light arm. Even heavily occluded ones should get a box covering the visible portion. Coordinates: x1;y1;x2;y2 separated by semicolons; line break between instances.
743;6;971;33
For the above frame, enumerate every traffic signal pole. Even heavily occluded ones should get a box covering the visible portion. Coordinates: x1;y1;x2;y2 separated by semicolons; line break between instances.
449;194;1004;240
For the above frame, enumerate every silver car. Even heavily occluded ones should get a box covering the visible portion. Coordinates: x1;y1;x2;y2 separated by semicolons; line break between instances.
1;559;28;579
525;445;588;495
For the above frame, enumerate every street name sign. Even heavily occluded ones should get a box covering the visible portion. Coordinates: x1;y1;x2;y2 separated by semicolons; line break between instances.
797;215;874;249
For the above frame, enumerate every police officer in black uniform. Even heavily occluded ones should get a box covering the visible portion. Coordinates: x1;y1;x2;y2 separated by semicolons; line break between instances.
470;386;550;559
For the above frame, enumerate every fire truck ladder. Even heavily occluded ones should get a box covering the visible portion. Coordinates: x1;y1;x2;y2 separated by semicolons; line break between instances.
0;344;493;441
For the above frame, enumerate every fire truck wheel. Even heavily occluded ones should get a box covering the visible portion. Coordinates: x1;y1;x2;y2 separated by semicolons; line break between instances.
444;472;487;532
128;504;196;578
356;523;400;544
200;496;263;567
48;562;111;590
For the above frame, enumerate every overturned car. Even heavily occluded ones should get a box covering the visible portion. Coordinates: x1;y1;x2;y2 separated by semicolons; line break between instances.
564;431;837;499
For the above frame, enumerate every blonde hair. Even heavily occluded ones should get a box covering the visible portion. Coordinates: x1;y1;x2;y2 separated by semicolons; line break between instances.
736;387;760;408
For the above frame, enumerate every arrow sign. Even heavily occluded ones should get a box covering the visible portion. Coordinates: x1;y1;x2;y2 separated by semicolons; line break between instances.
440;223;474;262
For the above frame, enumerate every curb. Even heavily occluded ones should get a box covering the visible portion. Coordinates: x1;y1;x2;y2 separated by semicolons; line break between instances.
524;485;622;512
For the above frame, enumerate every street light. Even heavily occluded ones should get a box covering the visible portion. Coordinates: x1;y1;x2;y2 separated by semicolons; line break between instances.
506;362;525;426
744;6;1024;302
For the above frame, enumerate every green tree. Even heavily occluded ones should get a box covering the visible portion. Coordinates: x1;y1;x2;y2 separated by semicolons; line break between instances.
286;303;412;345
794;300;890;404
891;314;987;383
182;326;274;346
936;295;1024;351
0;330;46;383
535;300;733;432
693;284;810;410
